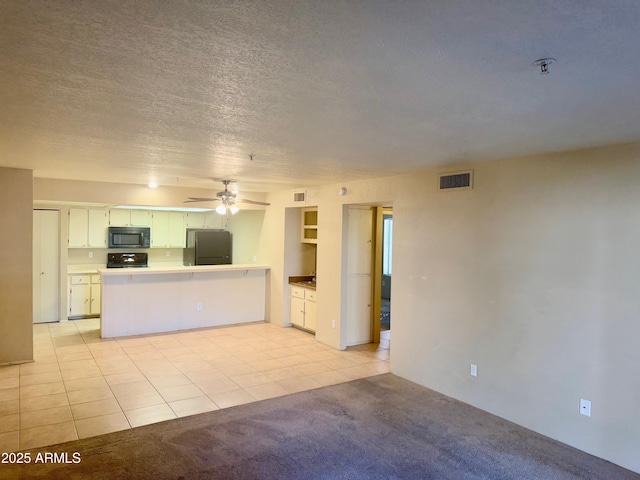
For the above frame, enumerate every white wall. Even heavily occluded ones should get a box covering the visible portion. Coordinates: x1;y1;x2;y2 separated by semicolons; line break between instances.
262;143;640;474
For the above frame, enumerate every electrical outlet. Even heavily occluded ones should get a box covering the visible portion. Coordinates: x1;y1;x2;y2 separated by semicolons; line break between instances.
196;303;203;311
88;251;93;259
332;319;336;328
470;364;478;377
166;251;171;257
580;399;591;417
253;255;257;262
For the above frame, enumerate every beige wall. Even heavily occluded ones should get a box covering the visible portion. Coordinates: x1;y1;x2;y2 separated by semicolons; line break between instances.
0;167;34;364
24;143;640;472
226;210;265;264
262;143;640;473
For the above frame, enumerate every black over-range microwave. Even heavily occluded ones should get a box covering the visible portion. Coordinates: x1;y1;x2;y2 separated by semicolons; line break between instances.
108;226;150;248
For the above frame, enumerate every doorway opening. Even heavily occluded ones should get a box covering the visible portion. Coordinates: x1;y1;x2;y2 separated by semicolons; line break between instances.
379;209;392;349
342;205;393;351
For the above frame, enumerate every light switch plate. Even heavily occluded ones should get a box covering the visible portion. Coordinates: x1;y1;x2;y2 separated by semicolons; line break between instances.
470;364;478;377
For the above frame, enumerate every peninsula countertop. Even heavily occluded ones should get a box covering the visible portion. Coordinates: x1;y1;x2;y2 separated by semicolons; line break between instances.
99;264;270;276
99;263;270;337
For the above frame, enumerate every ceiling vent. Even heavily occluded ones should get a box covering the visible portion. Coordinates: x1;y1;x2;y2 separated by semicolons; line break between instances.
439;170;473;191
293;191;306;203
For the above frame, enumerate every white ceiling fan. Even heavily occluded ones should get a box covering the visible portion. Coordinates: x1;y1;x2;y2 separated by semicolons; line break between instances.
185;180;270;215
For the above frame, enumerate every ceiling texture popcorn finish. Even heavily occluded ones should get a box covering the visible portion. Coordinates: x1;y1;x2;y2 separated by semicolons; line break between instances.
1;0;640;191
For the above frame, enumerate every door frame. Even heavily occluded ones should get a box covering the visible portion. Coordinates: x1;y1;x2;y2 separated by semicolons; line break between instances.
341;203;393;347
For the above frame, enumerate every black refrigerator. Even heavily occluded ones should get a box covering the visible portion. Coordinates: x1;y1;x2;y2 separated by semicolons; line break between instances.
183;229;232;266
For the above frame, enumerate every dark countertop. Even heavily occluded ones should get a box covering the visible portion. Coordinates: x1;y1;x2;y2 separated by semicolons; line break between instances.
289;275;316;290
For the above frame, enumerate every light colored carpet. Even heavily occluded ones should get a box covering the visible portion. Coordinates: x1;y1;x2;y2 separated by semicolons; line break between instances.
4;374;638;479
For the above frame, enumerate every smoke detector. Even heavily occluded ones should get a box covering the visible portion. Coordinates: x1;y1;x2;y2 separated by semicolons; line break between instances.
532;58;556;74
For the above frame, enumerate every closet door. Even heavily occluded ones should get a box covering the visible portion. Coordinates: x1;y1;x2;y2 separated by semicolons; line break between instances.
33;209;60;323
345;206;374;346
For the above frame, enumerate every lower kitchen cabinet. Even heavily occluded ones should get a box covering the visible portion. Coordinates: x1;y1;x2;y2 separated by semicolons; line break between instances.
290;286;316;332
90;274;101;315
68;273;101;318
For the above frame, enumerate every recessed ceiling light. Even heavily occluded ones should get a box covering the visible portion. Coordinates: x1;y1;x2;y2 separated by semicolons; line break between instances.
148;181;158;188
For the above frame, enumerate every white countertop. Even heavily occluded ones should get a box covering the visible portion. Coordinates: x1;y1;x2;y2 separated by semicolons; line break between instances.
98;264;270;276
68;265;104;274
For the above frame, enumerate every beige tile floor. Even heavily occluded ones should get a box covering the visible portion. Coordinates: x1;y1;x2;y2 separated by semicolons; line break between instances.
0;319;390;452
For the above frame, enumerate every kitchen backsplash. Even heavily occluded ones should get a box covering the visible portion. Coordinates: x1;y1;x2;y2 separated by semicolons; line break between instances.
68;248;184;266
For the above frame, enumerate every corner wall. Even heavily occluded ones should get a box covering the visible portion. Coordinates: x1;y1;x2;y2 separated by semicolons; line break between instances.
263;142;640;473
392;144;640;473
0;167;34;364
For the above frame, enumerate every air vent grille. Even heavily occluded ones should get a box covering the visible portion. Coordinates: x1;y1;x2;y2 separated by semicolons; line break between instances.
439;170;473;190
293;191;306;203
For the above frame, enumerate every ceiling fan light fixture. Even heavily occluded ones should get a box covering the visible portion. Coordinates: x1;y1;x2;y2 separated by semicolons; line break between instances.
184;179;270;210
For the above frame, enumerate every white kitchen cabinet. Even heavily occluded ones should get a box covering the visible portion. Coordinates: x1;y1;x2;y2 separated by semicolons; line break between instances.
108;209;129;226
186;212;206;228
205;212;224;229
68;208;108;247
68;208;89;247
169;212;186;247
109;209;151;226
130;210;150;226
90;274;101;316
290;295;305;328
290;285;316;332
151;211;170;247
68;274;90;317
68;274;101;318
151;211;186;248
304;290;317;331
88;209;109;247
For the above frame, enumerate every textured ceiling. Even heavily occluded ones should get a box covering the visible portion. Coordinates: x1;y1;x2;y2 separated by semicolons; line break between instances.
1;0;640;192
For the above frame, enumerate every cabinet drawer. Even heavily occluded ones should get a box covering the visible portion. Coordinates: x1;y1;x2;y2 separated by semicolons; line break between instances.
69;274;90;285
291;286;306;299
306;290;316;302
90;274;101;284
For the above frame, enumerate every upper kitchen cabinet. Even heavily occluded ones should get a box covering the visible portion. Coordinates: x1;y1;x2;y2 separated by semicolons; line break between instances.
169;212;186;247
151;211;186;248
68;208;109;248
205;212;224;229
301;208;318;244
185;211;222;229
109;209;150;226
185;212;206;228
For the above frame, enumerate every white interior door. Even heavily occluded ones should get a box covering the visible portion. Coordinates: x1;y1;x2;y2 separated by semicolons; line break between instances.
33;210;60;323
345;206;373;346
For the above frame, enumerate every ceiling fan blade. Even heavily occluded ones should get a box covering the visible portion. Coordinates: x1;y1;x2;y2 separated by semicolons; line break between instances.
184;197;220;203
237;199;271;206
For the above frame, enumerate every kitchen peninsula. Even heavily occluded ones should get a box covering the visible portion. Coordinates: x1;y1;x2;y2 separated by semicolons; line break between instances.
99;264;269;338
